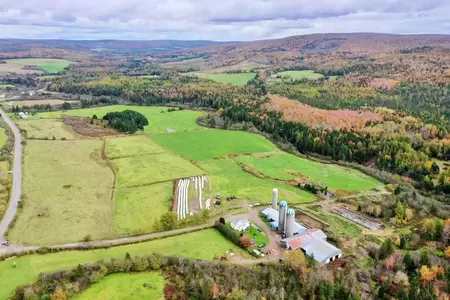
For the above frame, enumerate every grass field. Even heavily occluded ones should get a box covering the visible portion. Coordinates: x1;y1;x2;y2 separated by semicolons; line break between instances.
190;72;256;86
106;136;166;159
152;129;275;160
75;272;164;300
0;127;7;148
0;84;14;89
0;229;243;299
9;140;115;245
236;153;383;191
4;99;76;107
277;70;324;80
38;105;204;133
4;59;72;73
16;119;83;140
113;153;204;187
115;183;173;234
198;159;317;203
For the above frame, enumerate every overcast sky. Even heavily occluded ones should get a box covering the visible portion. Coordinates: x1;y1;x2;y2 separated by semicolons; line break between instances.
0;0;449;40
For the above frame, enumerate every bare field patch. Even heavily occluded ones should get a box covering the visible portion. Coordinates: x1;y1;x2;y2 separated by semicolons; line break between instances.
4;99;79;107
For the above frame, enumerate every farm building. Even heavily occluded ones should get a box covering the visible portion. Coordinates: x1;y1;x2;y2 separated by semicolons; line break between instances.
261;206;307;234
281;229;342;264
230;219;250;232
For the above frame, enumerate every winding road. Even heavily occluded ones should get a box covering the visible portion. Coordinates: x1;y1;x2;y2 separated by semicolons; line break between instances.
0;107;22;242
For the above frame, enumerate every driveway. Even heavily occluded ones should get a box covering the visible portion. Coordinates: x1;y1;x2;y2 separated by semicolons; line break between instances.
0;107;22;242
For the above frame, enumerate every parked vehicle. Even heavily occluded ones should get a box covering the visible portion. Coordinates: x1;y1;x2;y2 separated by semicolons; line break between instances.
1;241;9;246
258;243;266;249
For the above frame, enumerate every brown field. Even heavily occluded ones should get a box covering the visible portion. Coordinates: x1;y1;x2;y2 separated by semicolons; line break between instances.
63;116;120;137
0;64;43;76
265;94;382;130
5;99;78;107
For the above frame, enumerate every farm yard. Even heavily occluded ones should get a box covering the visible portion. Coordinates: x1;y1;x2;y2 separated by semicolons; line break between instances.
187;72;257;86
2;58;72;73
75;272;164;300
236;153;383;192
6;104;384;247
0;229;245;300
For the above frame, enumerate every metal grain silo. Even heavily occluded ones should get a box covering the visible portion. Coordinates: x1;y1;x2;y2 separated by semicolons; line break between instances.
285;209;296;237
278;201;287;233
272;188;278;209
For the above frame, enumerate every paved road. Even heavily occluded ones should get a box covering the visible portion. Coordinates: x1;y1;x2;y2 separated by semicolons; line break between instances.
0;107;22;242
0;222;216;256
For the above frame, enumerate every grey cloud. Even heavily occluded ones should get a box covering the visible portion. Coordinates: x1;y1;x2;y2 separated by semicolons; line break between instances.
0;0;448;40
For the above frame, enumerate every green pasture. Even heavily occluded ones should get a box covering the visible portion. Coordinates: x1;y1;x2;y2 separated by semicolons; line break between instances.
113;153;204;187
197;159;316;204
115;183;173;234
75;272;164;300
190;72;256;86
0;127;7;148
0;229;243;300
276;70;324;80
151;129;275;160
9;140;115;245
106;136;166;159
16;119;82;140
236;153;383;191
38;105;204;133
4;59;72;73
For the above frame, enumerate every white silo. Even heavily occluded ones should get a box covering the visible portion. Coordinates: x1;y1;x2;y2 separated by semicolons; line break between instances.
285;209;296;237
278;201;287;233
272;188;278;209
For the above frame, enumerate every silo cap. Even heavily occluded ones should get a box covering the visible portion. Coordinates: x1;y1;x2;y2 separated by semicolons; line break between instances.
273;188;278;192
288;209;295;215
280;201;287;207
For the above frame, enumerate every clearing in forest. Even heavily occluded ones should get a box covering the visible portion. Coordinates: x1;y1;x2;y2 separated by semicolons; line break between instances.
16;119;83;140
38;105;204;133
151;129;275;160
106;136;166;159
114;182;173;234
3;58;72;73
276;70;324;80
236;153;383;192
75;272;164;300
8;140;115;245
113;152;204;187
189;72;256;86
0;229;245;300
197;159;317;204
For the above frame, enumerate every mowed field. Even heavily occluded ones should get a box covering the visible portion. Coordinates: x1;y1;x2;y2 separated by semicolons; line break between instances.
189;72;256;86
152;129;275;160
277;70;324;80
197;159;317;204
38;105;205;133
113;153;204;187
75;272;164;300
0;229;244;300
9;140;115;245
0;127;7;147
115;183;173;234
106;136;166;159
236;153;383;191
16;119;84;140
3;59;72;73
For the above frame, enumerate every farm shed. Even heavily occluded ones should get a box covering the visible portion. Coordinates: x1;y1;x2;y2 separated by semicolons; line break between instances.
230;219;250;232
281;229;342;264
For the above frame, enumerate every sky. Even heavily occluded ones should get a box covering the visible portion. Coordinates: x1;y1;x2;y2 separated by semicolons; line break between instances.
0;0;449;41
